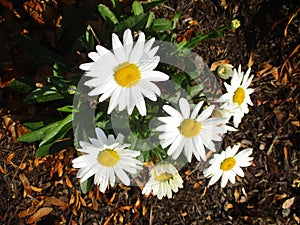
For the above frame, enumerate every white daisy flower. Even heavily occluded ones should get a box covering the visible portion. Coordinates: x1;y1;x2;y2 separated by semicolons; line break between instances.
142;162;183;199
80;29;169;116
203;143;253;188
217;65;254;128
211;105;238;132
156;98;227;162
72;127;142;193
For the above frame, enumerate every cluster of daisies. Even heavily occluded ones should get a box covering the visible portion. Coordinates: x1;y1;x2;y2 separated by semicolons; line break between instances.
72;29;254;199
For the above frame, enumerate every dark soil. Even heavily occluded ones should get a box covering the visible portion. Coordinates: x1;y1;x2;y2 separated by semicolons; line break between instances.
1;0;300;225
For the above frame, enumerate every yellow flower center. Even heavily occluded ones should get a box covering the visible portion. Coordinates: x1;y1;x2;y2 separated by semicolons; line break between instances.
114;63;141;87
233;87;245;106
220;157;236;171
179;119;201;138
154;171;173;182
97;149;120;167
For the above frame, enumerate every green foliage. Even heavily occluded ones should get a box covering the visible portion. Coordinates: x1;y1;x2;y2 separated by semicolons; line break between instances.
152;18;173;32
80;177;94;194
17;35;71;72
98;4;119;25
132;1;144;15
114;13;148;33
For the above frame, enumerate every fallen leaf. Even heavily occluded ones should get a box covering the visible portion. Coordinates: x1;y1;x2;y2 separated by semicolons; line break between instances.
23;0;45;25
210;59;230;71
27;207;53;224
248;51;254;68
0;164;7;175
118;205;132;212
220;0;228;9
177;28;194;42
31;186;43;193
273;193;287;202
65;175;73;188
109;192;117;205
6;153;15;165
79;196;86;207
18;162;27;170
282;197;295;209
19;173;32;196
44;196;68;210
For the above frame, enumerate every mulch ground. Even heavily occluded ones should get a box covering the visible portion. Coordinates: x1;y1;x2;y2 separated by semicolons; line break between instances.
1;0;300;224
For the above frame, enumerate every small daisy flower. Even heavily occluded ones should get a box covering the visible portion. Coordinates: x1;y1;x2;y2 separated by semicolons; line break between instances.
203;144;253;188
217;63;233;79
156;98;227;162
72;127;142;193
231;19;241;30
217;65;254;128
142;162;183;199
80;29;169;116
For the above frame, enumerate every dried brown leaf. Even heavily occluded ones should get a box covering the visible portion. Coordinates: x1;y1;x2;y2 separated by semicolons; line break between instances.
18;203;40;218
291;121;300;127
210;59;230;71
6;153;15;164
18;162;27;170
177;28;194;43
248;51;254;68
282;197;295;209
65;175;73;188
79;196;86;207
31;186;43;193
27;207;53;224
44;196;68;210
19;173;32;196
0;164;7;175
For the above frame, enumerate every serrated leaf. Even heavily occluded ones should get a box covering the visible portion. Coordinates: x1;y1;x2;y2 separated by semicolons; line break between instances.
152;18;172;32
80;176;94;194
18;121;61;143
39;114;73;146
146;11;155;29
17;35;71;72
132;1;143;15
114;13;147;33
98;4;119;25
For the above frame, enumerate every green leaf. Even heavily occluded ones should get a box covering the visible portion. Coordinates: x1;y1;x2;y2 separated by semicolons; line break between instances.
187;84;204;98
17;35;71;72
23;86;64;104
35;139;73;157
146;11;155;29
114;13;147;33
18;121;61;143
98;4;119;25
39;114;73;146
9;77;33;94
23;121;45;131
172;12;182;30
152;18;172;32
142;0;167;12
85;29;95;52
80;176;94;194
132;1;144;15
57;105;78;113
